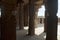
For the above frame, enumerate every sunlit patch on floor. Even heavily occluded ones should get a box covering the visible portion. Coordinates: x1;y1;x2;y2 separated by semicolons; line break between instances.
44;35;46;39
24;24;44;35
35;27;44;35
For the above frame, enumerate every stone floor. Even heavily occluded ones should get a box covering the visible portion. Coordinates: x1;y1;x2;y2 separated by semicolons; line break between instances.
16;23;60;40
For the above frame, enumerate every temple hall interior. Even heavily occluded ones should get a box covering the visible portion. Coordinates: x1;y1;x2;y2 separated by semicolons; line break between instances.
0;0;60;40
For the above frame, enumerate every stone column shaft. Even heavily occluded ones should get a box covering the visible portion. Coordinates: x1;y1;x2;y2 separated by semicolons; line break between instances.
44;0;48;32
1;5;16;40
46;0;58;40
24;4;29;26
1;0;16;40
44;9;48;32
28;0;35;35
18;2;24;30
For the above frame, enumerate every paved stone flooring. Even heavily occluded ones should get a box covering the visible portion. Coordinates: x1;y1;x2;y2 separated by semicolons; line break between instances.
16;23;60;40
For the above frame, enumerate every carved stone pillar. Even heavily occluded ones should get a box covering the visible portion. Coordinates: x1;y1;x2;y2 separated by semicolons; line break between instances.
0;4;1;40
28;0;35;36
1;0;17;40
44;10;48;32
44;2;48;32
24;4;29;26
18;1;24;30
46;0;58;40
